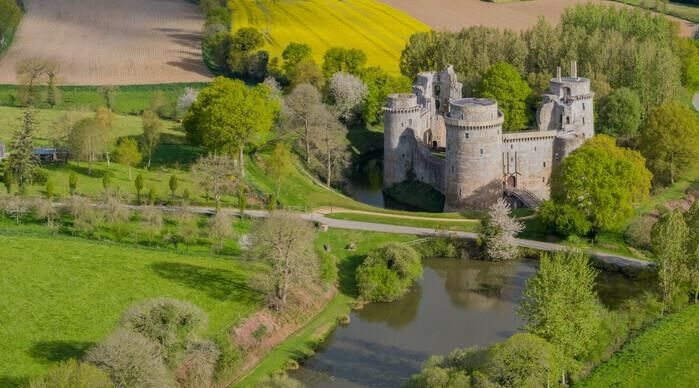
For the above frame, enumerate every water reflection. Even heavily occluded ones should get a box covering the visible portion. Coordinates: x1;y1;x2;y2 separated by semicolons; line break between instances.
292;258;644;387
293;258;538;388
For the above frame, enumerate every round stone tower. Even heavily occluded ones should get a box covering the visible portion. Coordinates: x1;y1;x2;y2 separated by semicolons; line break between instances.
383;93;422;188
445;98;504;210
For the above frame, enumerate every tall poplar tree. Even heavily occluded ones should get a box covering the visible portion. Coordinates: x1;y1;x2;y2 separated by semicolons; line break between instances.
519;251;602;384
651;209;689;314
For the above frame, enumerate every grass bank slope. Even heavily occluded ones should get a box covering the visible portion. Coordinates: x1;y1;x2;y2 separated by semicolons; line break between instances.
228;0;429;74
578;304;699;388
0;232;262;387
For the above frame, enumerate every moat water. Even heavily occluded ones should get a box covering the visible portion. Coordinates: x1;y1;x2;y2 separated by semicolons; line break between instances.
291;258;643;387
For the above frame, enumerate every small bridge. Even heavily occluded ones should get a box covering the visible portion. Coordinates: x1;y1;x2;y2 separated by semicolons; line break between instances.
505;188;542;209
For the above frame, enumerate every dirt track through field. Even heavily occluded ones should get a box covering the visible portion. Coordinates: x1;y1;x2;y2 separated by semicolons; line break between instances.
0;0;212;85
380;0;697;37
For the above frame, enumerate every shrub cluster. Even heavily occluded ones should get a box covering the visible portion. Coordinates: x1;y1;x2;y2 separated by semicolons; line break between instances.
356;242;422;302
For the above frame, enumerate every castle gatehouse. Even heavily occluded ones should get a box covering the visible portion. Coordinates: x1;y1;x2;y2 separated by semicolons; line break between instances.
383;62;594;211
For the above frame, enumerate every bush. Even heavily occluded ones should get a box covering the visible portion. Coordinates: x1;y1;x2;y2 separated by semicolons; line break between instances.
624;215;656;250
85;329;173;388
257;372;304;388
176;340;220;388
28;359;113;388
356;242;422;302
415;237;459;258
119;298;208;365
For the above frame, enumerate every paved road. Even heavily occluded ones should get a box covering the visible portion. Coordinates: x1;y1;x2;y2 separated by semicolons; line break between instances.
117;204;652;270
694;93;699;111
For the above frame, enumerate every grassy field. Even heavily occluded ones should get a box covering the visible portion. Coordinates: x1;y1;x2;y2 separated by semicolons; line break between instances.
237;228;417;386
613;0;699;23
326;212;481;232
0;226;264;386
228;0;429;74
578;304;699;387
0;84;208;116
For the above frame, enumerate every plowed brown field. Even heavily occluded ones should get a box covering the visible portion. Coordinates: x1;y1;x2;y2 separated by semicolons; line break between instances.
380;0;697;37
0;0;212;85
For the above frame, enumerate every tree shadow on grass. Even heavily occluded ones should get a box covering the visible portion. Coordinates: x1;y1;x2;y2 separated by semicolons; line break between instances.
337;254;365;298
150;261;260;302
151;143;204;168
28;340;95;363
0;375;29;388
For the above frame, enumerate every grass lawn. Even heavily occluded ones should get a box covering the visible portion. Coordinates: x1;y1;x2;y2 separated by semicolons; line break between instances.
612;0;699;23
237;228;417;386
228;0;428;74
326;212;481;233
0;229;264;387
578;304;699;387
0;84;208;116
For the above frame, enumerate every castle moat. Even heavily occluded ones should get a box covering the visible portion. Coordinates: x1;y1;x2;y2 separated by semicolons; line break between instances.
291;258;644;387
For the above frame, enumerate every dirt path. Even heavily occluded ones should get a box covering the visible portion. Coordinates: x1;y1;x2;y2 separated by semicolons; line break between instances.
379;0;697;37
0;0;212;85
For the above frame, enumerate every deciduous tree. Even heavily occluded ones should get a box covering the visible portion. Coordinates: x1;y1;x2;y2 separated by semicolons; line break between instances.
326;72;368;123
482;198;524;261
208;211;232;252
249;211;318;310
477;62;531;131
639;102;699;186
68;114;112;175
308;106;350;187
113;138;142;180
519;251;602;383
546;135;651;235
599;87;642;139
685;202;699;304
191;154;238;209
283;83;323;163
141;110;162;169
183;77;279;175
322;47;367;78
652;209;689;314
266;143;294;198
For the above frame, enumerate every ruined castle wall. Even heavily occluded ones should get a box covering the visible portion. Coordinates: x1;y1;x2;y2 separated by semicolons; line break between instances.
414;144;446;193
502;130;557;200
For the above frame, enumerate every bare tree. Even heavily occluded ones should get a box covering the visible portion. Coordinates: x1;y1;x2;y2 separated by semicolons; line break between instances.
283;84;323;163
177;209;199;250
327;72;368;123
249;211;318;311
1;195;29;224
45;60;61;108
16;57;48;106
482;198;524;261
308;106;351;187
102;194;130;224
141;205;163;242
65;195;100;234
49;111;79;148
208;211;232;252
98;85;118;112
32;198;57;229
191;154;238;209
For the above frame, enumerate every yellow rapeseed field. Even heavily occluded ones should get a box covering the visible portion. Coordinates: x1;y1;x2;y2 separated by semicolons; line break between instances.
228;0;429;73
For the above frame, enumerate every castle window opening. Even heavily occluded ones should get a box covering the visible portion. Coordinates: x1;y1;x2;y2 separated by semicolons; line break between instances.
409;119;413;127
480;149;484;155
583;103;586;111
465;132;469;139
582;117;585;125
566;116;570;125
543;162;546;167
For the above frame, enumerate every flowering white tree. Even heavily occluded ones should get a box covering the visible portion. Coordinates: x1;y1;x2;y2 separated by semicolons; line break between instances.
482;198;524;261
327;72;367;122
176;87;199;119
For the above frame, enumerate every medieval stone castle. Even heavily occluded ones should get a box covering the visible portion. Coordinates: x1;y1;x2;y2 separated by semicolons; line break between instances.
382;62;595;211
